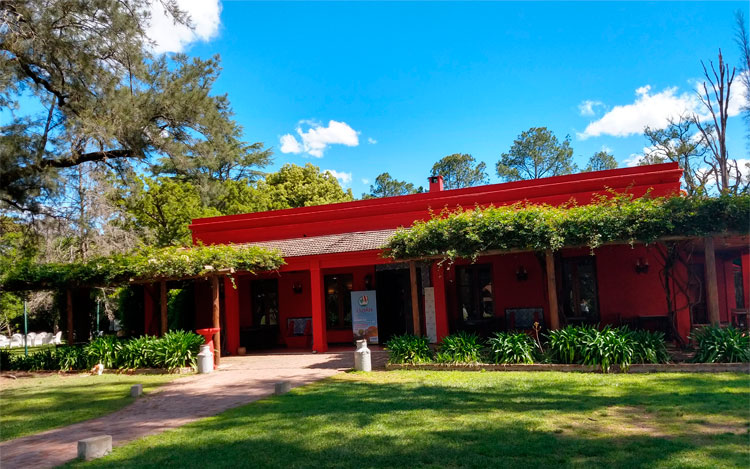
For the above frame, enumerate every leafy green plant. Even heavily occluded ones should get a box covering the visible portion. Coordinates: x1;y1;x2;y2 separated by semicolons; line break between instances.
631;329;670;364
435;332;483;364
486;332;536;364
85;336;121;368
691;326;750;363
55;345;90;371
545;325;658;372
151;330;204;370
384;334;433;364
118;336;156;369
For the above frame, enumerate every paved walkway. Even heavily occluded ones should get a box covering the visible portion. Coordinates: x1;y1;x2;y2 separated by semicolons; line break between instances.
0;350;387;469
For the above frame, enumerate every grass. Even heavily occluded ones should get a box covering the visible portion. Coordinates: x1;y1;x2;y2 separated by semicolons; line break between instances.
67;371;749;469
3;344;57;356
0;373;180;441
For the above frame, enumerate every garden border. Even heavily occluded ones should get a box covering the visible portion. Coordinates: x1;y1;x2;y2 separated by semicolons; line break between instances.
385;363;750;373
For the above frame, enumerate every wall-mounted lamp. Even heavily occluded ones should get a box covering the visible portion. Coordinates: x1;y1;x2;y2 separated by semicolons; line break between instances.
635;257;649;274
292;281;303;294
516;266;528;282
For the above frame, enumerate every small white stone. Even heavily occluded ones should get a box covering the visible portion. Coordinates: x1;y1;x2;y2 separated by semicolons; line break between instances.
274;381;291;395
77;435;112;461
130;384;143;397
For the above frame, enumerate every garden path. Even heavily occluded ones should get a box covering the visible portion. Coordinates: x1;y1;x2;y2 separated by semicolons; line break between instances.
0;349;387;469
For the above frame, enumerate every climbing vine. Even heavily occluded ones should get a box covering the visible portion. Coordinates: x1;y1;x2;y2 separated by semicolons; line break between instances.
1;244;284;292
384;194;750;260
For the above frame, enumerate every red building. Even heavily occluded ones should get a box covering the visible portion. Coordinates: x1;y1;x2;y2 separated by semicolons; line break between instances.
181;162;749;356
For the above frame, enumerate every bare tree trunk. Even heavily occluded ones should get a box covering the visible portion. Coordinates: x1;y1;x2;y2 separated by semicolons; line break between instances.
693;50;738;195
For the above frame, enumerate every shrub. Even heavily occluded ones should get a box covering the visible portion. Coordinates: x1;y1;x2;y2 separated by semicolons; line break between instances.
631;329;670;364
151;330;204;370
55;345;90;371
384;334;433;364
691;326;750;363
545;325;663;372
85;336;120;368
486;332;536;364
118;336;156;369
436;332;483;364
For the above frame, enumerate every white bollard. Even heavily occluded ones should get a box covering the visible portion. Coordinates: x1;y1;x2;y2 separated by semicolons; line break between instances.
274;381;291;395
197;344;213;374
77;435;112;461
354;339;372;372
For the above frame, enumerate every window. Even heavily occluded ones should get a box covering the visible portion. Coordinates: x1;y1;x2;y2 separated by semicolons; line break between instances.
456;264;494;323
251;279;279;326
325;274;353;329
561;257;599;324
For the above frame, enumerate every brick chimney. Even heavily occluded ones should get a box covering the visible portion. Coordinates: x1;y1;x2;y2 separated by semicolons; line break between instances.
428;175;444;192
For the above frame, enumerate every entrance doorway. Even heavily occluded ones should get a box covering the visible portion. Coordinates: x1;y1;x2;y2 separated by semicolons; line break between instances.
376;268;416;343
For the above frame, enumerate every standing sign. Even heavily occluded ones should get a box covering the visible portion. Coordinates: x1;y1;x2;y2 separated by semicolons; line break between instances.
351;290;379;344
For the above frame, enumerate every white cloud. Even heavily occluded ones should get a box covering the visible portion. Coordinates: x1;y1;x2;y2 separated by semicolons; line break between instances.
578;86;698;139
601;145;613;153
579;77;749;140
279;120;360;157
624;149;650;167
367;137;378;144
361;178;370;184
324;169;352;186
578;100;604;116
146;0;221;53
279;134;302;154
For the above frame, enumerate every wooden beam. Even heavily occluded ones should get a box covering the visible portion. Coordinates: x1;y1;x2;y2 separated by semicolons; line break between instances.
545;250;560;330
66;289;73;345
409;261;421;336
704;237;721;326
160;280;168;336
211;275;221;366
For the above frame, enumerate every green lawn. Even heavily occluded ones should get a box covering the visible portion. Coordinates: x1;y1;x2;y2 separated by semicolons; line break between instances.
68;371;749;469
0;373;180;441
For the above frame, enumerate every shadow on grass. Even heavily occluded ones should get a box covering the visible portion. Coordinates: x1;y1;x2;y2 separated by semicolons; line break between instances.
69;372;750;469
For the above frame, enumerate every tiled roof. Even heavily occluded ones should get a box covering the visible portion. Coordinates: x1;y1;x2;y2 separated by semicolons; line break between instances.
243;229;398;258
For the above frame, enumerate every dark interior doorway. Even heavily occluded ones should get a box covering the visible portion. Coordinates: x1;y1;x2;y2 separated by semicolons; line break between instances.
241;278;280;350
376;268;416;343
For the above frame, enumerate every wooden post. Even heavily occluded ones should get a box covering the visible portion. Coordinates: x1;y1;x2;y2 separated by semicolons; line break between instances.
310;260;328;353
160;280;168;336
545;250;560;330
409;261;421;336
66;289;74;345
211;275;221;366
704;237;721;326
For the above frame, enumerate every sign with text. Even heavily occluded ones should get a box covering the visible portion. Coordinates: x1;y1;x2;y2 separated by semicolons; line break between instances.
351;290;379;344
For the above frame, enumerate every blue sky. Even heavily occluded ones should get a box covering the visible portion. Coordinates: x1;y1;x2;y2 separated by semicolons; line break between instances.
175;1;748;195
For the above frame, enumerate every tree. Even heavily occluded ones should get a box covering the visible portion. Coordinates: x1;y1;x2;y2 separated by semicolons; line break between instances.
0;1;267;212
262;164;354;210
643;116;711;196
496;127;576;181
584;151;618;172
735;11;750;145
430;154;488;190
364;173;422;198
116;177;220;247
692;50;743;194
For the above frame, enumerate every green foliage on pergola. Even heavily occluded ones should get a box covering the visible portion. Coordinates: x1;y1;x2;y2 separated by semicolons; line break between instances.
384;194;750;260
0;244;284;292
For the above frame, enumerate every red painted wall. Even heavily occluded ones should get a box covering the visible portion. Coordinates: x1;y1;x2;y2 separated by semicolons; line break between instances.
191;164;683;246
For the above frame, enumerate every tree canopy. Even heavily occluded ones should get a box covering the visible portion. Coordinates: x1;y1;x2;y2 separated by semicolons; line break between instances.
364;173;422;198
584;151;618;172
0;0;268;212
496;127;576;182
431;153;488;190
